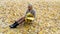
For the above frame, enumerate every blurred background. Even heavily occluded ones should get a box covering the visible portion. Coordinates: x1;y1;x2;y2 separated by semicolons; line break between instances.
0;0;60;34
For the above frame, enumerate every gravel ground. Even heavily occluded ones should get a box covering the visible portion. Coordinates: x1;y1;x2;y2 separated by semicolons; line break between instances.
0;0;60;34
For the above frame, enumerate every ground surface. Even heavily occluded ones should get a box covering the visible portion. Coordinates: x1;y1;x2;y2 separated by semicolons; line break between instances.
0;0;60;34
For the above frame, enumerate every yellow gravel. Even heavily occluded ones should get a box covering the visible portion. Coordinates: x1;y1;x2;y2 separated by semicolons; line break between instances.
0;0;60;34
